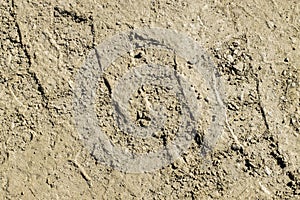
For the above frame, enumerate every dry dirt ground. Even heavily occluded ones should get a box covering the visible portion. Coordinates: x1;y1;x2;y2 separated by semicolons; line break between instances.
0;0;299;199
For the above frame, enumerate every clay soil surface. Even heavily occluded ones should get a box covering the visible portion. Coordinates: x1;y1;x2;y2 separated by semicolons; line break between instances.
0;0;299;199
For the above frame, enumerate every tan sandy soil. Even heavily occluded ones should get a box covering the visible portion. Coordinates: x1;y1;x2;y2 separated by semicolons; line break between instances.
0;0;299;199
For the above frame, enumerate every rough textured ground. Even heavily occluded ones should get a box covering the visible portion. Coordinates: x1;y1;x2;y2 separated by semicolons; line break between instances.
0;0;299;199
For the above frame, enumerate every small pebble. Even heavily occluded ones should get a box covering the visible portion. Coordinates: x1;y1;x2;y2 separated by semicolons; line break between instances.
232;40;240;47
231;143;240;151
227;55;234;63
265;166;272;176
233;62;244;72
